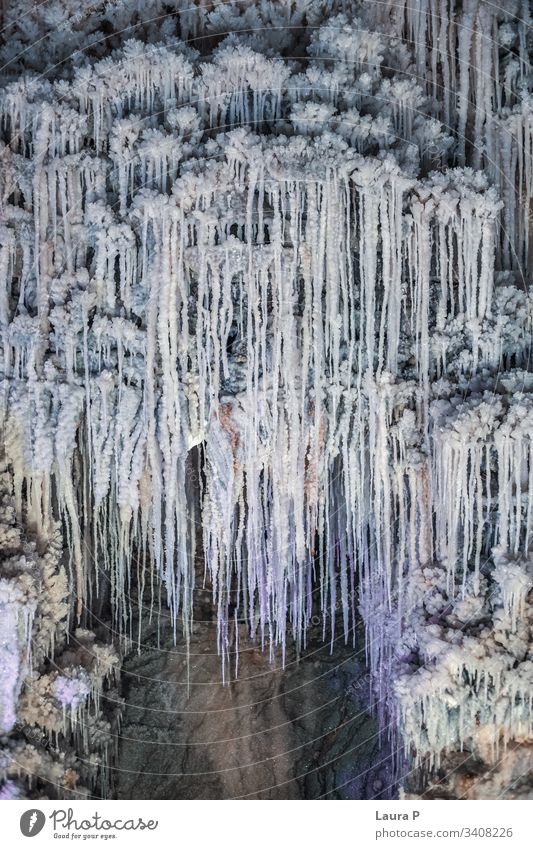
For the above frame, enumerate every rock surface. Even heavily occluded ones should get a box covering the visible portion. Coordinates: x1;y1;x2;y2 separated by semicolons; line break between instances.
116;604;392;800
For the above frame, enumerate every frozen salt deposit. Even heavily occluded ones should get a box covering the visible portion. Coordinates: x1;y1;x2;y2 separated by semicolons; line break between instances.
0;0;532;799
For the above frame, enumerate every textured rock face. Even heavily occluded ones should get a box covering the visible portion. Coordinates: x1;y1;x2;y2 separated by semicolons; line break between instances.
116;606;391;800
403;743;533;801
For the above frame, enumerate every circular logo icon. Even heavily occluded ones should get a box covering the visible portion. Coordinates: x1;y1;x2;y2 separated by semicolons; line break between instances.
20;810;46;837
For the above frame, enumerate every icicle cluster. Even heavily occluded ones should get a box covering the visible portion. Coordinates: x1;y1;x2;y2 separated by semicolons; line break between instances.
393;552;533;794
0;469;121;799
1;0;533;794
